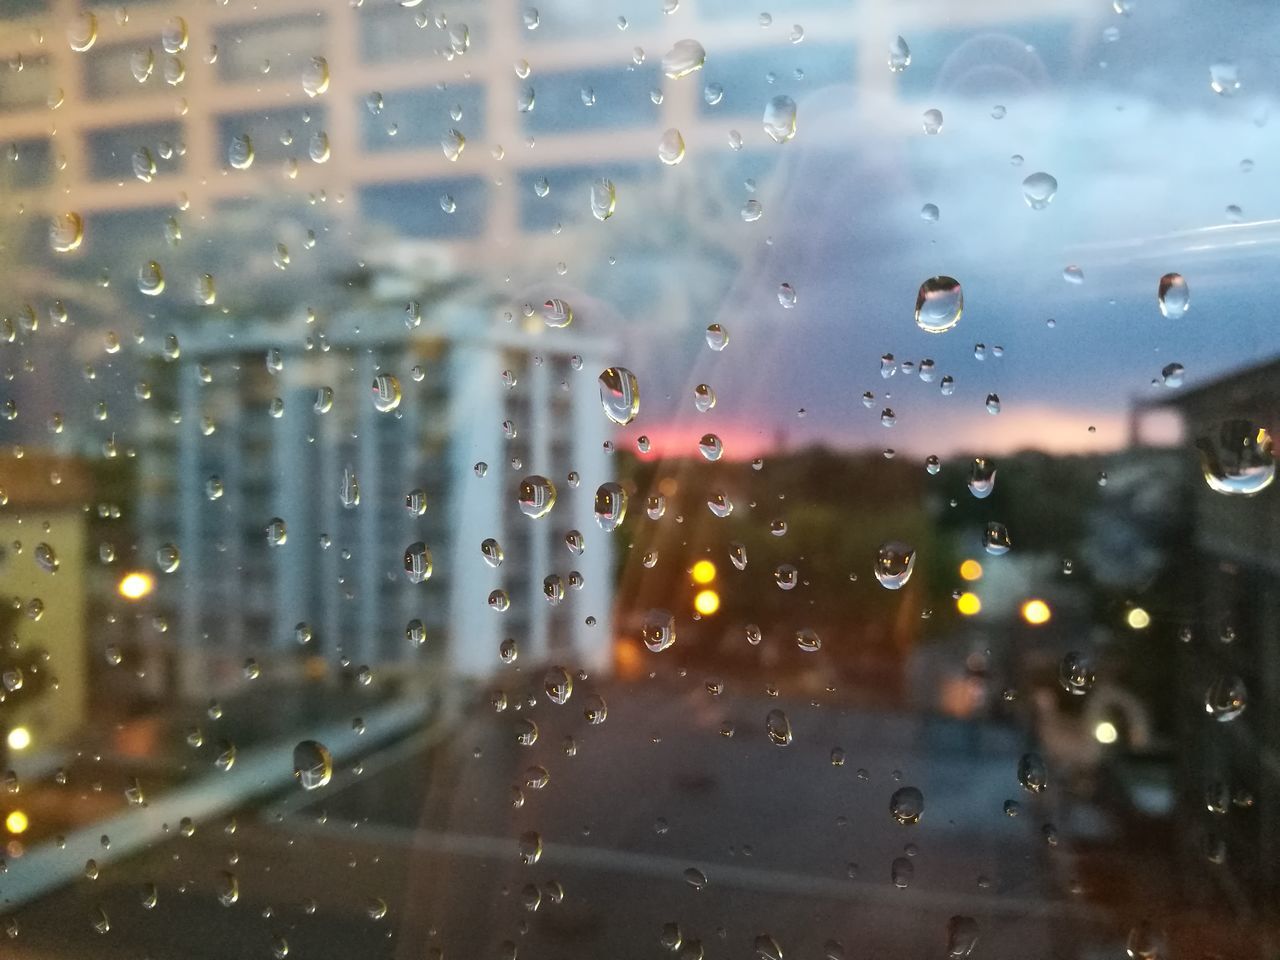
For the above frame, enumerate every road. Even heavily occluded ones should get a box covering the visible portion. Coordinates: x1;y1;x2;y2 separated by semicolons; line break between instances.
4;677;1123;960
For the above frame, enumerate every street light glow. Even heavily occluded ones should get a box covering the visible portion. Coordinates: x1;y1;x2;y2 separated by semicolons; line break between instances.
693;589;720;616
1021;599;1052;625
1094;721;1118;745
5;810;28;834
959;559;983;582
691;560;717;584
119;571;155;601
956;592;981;616
1126;607;1151;630
6;727;30;751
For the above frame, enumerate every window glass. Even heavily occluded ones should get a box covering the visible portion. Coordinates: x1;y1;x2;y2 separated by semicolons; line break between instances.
0;55;51;111
360;84;487;152
215;17;328;84
0;2;1277;959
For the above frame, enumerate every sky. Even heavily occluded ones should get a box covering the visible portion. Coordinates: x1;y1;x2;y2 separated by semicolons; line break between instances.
546;0;1280;460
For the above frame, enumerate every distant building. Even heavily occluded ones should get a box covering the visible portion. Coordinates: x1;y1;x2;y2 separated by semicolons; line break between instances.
134;300;616;698
1133;356;1280;920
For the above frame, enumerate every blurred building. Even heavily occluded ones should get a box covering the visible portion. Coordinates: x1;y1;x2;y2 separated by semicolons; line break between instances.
0;0;1087;257
129;300;616;698
1134;356;1280;921
0;454;91;757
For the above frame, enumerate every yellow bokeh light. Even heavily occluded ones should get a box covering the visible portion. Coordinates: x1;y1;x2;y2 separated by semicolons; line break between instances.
1020;599;1052;626
693;589;720;616
956;592;981;616
691;560;717;585
1094;721;1118;745
1126;607;1151;630
6;727;30;751
118;571;155;601
959;560;983;582
5;810;28;834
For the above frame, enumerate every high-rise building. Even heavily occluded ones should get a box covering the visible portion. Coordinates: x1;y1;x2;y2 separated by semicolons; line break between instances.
133;300;615;697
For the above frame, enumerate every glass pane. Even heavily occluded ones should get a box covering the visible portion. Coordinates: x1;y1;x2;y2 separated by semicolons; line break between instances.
0;2;1276;959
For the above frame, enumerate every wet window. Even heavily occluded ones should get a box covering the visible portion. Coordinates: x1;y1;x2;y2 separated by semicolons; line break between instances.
0;2;1276;959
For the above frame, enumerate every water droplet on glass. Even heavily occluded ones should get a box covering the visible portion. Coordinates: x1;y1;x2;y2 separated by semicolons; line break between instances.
888;36;911;72
707;491;734;518
403;542;432;583
968;458;996;498
68;12;98;51
874;542;915;590
593;482;627;531
292;740;332;790
1017;752;1047;793
518;475;557;518
1209;62;1239;96
441;128;465;162
983;522;1011;556
598;367;640;424
914;276;963;333
302;56;329;97
920;203;939;222
1058;651;1096;695
1161;362;1185;388
590;178;616;220
131;49;155;83
137;261;165;296
544;666;573;704
661;39;706;79
694;384;717;412
795;628;821;653
922;108;943;134
985;394;1002;415
1157;272;1190;318
1196;421;1274;496
1021;172;1058;209
372;373;401;412
50;212;84;253
642;609;676;652
405;619;426;647
132;146;156;182
305;130;330;163
339;466;360;509
34;542;59;573
705;323;729;352
946;917;980;958
157;543;180;573
646;494;667;520
540;297;574;328
265;518;287;547
1205;675;1247;721
765;708;792;746
480;537;504;568
890;786;924;824
1062;265;1084;285
228;134;254;170
518;831;543;864
762;95;797;143
658;128;686;165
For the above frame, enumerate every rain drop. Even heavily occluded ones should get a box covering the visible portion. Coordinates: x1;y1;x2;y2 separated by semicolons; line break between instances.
762;95;797;143
292;740;332;790
1157;273;1190;318
1021;172;1058;209
1196;421;1274;496
874;542;915;590
914;276;963;333
598;367;640;425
